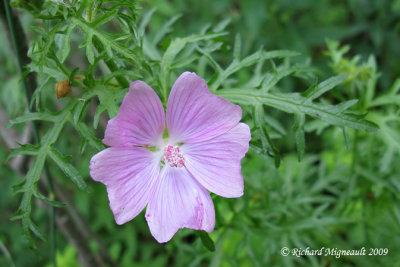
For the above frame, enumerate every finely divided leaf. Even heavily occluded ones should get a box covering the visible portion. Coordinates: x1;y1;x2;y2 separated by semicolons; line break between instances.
48;147;87;191
32;186;66;208
302;75;347;101
7;144;40;161
211;49;299;91
74;121;105;152
254;105;281;167
153;14;182;45
8;112;57;127
218;89;378;132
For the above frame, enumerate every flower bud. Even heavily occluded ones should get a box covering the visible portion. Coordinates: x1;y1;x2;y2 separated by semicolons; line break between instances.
55;79;71;99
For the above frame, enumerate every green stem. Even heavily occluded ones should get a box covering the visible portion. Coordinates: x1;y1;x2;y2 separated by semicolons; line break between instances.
3;1;57;266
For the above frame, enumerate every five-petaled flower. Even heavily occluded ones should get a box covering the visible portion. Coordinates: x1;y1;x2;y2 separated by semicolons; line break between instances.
90;72;251;243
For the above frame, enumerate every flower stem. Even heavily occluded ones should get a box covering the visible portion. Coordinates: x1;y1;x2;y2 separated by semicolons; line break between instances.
3;1;57;266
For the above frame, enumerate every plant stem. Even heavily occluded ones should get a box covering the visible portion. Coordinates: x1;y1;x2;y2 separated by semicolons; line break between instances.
3;1;57;266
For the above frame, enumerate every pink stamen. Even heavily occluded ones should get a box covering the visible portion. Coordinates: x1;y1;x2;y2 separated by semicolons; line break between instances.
164;145;184;168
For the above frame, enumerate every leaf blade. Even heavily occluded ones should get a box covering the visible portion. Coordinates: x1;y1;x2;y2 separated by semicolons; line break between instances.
48;147;87;191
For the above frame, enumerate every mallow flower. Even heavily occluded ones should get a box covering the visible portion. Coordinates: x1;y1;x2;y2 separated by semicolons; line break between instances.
90;72;251;243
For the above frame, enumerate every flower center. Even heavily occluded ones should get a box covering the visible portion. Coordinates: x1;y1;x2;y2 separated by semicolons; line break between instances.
164;145;184;168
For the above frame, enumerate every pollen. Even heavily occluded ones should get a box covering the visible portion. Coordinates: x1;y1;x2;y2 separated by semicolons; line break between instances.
164;145;184;168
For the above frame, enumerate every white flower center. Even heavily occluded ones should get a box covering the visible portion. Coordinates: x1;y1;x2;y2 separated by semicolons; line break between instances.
164;145;184;168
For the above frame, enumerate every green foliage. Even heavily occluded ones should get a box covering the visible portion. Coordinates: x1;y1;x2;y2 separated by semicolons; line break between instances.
44;245;79;267
1;0;399;266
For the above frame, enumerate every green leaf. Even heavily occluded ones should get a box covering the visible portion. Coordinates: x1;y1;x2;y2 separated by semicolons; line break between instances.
8;112;57;127
30;76;53;111
74;121;105;152
139;8;156;37
7;144;40;161
218;89;378;132
293;113;306;161
142;36;161;60
95;85;119;118
196;45;222;72
233;33;241;60
12;180;27;194
160;31;227;99
153;14;182;45
73;99;91;124
28;219;46;241
93;103;107;129
85;34;94;64
71;17;138;65
211;49;299;91
369;78;400;107
9;108;70;246
343;126;350;150
213;17;231;32
161;32;227;73
48;147;87;191
104;70;142;85
262;65;311;92
28;60;67;81
32;186;66;208
91;9;118;27
57;24;76;63
76;0;91;17
254;105;281;167
80;137;88;154
302;75;347;101
14;154;47;245
388;78;400;95
264;114;286;136
370;95;400;107
336;99;359;112
198;231;215;252
10;209;25;221
170;54;198;69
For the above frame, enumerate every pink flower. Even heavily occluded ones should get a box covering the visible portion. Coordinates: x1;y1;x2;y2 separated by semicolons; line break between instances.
90;72;251;243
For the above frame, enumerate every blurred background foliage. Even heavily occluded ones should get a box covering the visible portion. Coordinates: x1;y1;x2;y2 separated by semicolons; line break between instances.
0;0;399;266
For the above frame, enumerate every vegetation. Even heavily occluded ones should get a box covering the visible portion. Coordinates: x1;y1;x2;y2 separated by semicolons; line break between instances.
1;0;399;266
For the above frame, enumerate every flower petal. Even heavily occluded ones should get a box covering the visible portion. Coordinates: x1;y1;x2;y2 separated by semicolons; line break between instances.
182;123;251;198
90;147;161;224
145;166;215;243
103;81;165;147
166;72;242;144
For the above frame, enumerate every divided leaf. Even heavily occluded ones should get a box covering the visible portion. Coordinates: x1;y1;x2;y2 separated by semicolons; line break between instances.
302;75;347;101
7;144;40;161
48;147;87;191
218;89;378;132
8;112;57;127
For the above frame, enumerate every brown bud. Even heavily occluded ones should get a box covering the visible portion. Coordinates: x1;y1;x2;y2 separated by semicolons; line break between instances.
55;79;72;99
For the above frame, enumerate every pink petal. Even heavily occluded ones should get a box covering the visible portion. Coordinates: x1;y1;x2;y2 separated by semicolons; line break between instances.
166;72;242;144
182;123;251;198
90;147;161;224
103;81;165;147
145;166;215;243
